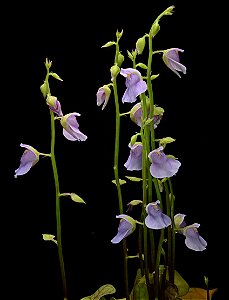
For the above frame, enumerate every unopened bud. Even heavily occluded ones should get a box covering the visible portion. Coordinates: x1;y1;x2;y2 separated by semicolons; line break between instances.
136;36;146;54
151;20;160;37
110;65;120;81
117;53;124;67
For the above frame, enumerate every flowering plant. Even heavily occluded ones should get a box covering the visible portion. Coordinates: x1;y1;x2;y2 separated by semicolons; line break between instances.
14;4;218;300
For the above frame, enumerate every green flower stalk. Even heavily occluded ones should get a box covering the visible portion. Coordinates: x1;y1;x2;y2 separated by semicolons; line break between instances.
41;59;68;299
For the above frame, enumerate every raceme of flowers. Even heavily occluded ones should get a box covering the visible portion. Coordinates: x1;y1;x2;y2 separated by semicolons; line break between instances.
96;62;206;252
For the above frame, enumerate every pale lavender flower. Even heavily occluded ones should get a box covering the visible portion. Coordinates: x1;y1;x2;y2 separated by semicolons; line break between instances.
145;200;171;229
111;214;136;244
96;85;111;110
124;142;142;171
60;113;87;141
163;48;186;78
148;146;181;178
14;144;40;178
120;68;147;103
174;214;207;251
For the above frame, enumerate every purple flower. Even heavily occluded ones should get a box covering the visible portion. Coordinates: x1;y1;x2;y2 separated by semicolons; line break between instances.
96;85;111;110
46;96;63;116
174;214;207;251
60;113;87;141
145;200;171;229
148;146;181;178
124;142;142;171
14;144;40;178
120;68;147;103
130;101;164;128
111;214;136;244
163;48;186;78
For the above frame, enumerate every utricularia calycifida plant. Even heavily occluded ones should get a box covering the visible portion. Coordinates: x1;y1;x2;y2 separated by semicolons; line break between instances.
95;5;208;300
14;5;210;300
14;59;87;300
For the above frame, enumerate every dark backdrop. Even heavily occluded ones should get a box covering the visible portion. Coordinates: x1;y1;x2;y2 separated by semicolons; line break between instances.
1;1;226;299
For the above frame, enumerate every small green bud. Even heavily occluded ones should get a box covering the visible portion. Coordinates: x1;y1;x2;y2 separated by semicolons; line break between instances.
130;102;141;124
130;133;139;145
151;20;160;37
40;81;48;98
127;50;134;61
110;65;120;81
46;95;57;106
154;106;164;115
117;52;124;67
164;5;175;15
45;58;52;69
136;36;146;54
116;29;123;40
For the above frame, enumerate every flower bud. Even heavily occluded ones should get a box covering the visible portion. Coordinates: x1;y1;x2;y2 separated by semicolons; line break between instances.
110;65;120;81
130;133;139;145
136;36;146;54
117;53;124;67
151;20;160;37
40;81;48;98
46;95;57;107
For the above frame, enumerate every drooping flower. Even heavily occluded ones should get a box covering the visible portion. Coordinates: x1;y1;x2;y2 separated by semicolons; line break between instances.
96;85;111;110
145;200;171;229
46;95;63;116
174;214;207;251
120;68;147;103
162;48;186;78
124;142;142;171
148;146;181;178
14;144;40;178
60;113;87;141
130;100;164;128
111;214;136;244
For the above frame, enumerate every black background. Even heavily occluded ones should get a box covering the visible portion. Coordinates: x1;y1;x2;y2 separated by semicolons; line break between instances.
1;1;226;299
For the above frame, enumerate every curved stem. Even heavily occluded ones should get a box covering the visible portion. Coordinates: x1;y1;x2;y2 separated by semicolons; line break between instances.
50;111;68;299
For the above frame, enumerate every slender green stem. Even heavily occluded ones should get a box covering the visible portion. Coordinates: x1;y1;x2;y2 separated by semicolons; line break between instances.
168;178;175;284
112;76;130;300
146;33;156;151
44;63;68;299
164;181;173;283
140;98;153;299
155;229;164;300
50;111;68;299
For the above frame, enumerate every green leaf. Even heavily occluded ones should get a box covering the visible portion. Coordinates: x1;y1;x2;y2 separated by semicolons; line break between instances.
130;269;152;300
101;41;116;48
40;81;48;98
127;200;143;206
136;62;147;69
81;284;116;300
112;179;126;186
166;269;189;297
125;176;142;182
50;72;63;81
150;74;160;80
70;193;86;204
